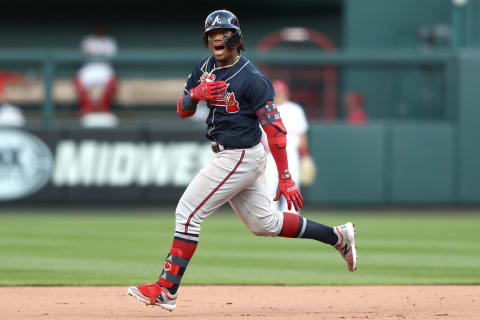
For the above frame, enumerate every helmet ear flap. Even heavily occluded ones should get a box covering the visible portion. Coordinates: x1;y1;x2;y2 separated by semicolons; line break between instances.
203;29;242;49
225;29;242;49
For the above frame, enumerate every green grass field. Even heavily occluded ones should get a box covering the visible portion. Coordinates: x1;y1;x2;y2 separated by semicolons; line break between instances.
1;208;479;286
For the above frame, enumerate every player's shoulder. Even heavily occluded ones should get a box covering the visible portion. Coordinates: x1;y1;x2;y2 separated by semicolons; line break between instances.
241;57;267;78
239;57;271;86
285;101;304;112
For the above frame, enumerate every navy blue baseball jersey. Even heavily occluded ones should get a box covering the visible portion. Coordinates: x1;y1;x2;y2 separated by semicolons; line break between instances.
183;56;274;148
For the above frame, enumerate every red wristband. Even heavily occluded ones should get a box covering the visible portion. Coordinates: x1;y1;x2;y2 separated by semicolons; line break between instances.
177;95;196;118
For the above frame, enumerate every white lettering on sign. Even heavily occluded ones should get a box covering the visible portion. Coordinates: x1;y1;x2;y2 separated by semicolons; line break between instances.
53;141;212;187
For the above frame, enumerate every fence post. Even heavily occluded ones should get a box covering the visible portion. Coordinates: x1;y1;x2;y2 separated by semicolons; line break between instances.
42;54;55;128
452;0;468;50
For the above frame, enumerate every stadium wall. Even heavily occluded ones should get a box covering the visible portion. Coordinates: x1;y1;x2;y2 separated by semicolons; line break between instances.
0;117;475;205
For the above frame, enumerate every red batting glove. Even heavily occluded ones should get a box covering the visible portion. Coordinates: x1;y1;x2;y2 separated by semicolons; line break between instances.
274;170;304;211
190;81;227;102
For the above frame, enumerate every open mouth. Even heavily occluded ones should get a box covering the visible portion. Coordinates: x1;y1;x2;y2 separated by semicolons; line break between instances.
214;44;225;55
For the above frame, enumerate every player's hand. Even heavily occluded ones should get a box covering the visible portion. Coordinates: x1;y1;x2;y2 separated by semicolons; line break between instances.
274;170;304;211
190;81;228;101
300;155;317;186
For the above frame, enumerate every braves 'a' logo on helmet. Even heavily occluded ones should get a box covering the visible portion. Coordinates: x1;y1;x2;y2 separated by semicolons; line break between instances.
212;15;222;25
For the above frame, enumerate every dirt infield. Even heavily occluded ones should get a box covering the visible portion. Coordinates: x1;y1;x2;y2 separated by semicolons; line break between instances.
1;286;478;320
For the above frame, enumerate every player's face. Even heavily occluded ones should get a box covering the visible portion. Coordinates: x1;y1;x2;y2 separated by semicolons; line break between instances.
207;28;238;66
274;91;288;105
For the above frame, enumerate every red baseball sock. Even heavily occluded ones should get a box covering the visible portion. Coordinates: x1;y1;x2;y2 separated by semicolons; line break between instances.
280;212;337;245
157;232;198;294
279;212;302;238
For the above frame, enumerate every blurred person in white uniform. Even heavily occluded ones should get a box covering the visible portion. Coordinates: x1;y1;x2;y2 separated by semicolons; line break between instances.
0;102;25;127
262;80;316;212
74;23;118;127
0;72;25;127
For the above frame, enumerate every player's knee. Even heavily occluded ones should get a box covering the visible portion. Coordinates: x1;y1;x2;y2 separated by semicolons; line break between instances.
175;203;201;234
250;228;276;237
248;215;282;237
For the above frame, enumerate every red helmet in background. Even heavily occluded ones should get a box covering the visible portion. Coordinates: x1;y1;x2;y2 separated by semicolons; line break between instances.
272;80;289;96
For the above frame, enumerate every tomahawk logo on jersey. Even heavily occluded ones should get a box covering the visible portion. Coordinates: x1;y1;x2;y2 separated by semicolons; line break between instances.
183;56;274;149
209;88;240;113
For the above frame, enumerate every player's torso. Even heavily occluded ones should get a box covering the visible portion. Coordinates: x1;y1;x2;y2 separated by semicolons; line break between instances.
196;56;265;148
277;102;306;151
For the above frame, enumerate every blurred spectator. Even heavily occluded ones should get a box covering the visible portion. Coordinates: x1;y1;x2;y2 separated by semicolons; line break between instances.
344;91;367;125
0;102;25;127
74;23;118;127
0;72;25;127
262;80;316;213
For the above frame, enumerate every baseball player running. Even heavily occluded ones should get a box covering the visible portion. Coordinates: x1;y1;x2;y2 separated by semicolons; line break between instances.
128;9;357;311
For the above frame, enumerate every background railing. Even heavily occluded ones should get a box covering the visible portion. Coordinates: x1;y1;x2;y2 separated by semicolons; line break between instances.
0;49;455;127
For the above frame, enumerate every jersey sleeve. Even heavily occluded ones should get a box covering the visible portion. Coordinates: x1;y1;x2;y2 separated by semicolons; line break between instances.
247;76;275;111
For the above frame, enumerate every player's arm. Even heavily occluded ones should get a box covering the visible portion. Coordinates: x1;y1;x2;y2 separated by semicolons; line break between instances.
256;101;304;211
177;94;197;118
177;81;228;118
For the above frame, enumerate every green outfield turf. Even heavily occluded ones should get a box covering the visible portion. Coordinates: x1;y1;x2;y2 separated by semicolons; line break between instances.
0;208;479;286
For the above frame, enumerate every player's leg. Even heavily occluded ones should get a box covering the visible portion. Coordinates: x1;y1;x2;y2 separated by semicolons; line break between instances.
229;176;282;236
264;153;282;212
229;175;357;272
73;76;94;115
128;148;261;310
97;76;117;112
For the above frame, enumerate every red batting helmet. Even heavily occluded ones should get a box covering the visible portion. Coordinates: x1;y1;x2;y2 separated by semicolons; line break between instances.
273;80;290;95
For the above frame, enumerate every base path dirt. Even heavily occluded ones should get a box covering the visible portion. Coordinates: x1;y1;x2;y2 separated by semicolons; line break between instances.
0;286;479;320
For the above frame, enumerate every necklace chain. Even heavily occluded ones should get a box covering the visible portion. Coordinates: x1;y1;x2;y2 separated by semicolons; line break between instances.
207;55;241;78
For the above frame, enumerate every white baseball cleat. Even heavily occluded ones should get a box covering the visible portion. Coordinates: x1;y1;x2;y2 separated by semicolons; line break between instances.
127;283;177;311
333;222;357;272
